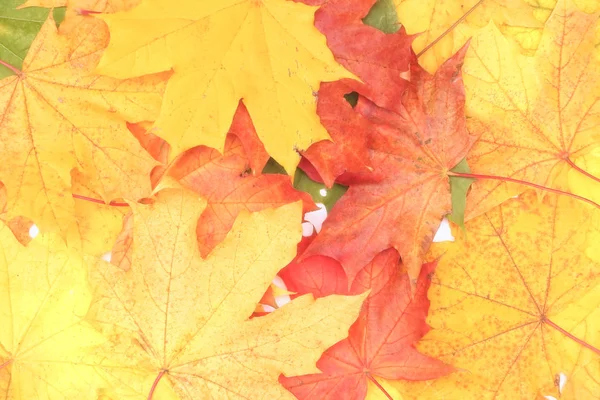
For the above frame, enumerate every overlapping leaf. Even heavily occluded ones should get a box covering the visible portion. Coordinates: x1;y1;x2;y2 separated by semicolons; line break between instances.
86;188;366;399
0;0;65;79
0;223;106;398
315;0;414;109
389;192;600;399
394;0;541;73
96;0;355;173
302;46;476;283
280;249;452;400
0;14;168;237
463;0;600;220
112;103;315;263
165;104;316;256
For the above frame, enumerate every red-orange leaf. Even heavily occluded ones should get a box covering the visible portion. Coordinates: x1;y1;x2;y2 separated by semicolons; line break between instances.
107;103;314;262
280;249;452;399
302;47;476;283
315;0;415;109
301;82;375;187
167;104;314;256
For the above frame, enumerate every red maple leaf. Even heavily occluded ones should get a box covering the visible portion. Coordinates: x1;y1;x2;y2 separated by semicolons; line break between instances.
166;103;314;257
300;0;418;187
301;43;476;284
279;249;453;399
315;0;416;109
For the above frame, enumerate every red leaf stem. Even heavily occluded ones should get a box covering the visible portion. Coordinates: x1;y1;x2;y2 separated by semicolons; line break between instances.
416;0;484;58
545;319;600;356
71;193;129;207
147;370;167;400
366;374;393;400
77;9;102;16
0;59;21;75
448;171;600;210
566;157;600;185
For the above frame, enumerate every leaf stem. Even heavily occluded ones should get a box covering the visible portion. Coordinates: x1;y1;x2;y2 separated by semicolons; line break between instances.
0;59;21;75
71;193;129;207
0;359;12;370
147;370;167;400
565;157;600;184
416;0;484;58
447;171;600;210
366;373;393;400
77;9;101;16
545;319;600;356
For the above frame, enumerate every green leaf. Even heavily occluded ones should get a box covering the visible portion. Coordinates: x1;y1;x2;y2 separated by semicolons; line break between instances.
262;159;347;212
262;157;287;175
362;0;399;34
344;91;358;107
448;158;475;230
293;168;347;212
0;1;65;79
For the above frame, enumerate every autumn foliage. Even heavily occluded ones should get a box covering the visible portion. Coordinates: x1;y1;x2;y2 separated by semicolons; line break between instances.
0;0;599;399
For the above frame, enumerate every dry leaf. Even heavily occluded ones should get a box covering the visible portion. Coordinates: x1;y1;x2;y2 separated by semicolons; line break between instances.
0;14;168;236
86;188;366;399
0;223;106;398
302;46;476;283
392;192;600;398
394;0;540;73
96;0;355;173
463;0;600;220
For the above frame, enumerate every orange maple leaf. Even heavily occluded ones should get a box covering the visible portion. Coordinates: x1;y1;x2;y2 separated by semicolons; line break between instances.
460;0;600;219
393;191;600;399
0;14;169;236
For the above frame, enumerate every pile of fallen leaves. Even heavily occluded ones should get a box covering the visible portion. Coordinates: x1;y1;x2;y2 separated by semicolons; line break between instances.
0;0;599;398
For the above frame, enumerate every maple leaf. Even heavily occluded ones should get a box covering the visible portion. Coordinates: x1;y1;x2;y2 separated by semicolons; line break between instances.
300;82;374;187
302;46;476;284
0;222;107;398
280;249;452;400
461;0;600;220
394;0;541;73
69;169;129;256
0;0;64;79
0;14;169;237
85;188;366;399
568;147;600;212
140;102;314;257
95;0;355;173
387;191;600;399
315;0;415;110
0;183;35;245
169;142;314;257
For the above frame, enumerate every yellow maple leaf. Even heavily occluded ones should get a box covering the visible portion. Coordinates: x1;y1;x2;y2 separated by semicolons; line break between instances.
0;223;107;399
394;0;541;73
85;188;366;399
95;0;355;174
386;192;600;399
0;14;169;236
69;169;129;256
461;0;600;220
